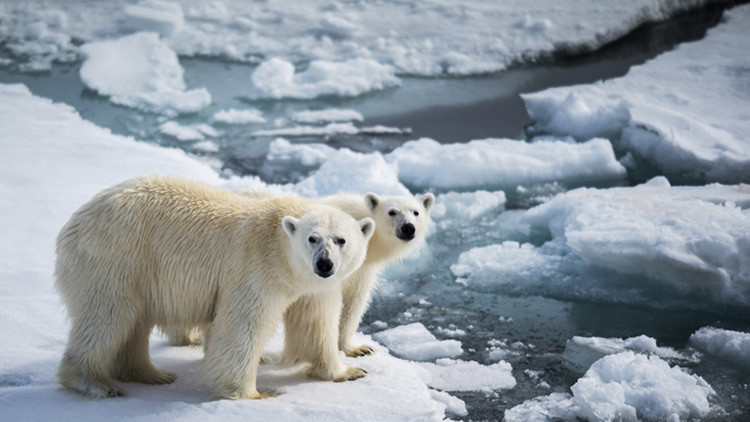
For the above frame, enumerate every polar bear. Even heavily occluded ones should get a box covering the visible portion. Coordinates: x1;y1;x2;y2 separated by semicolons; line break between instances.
287;192;434;361
163;190;434;361
55;175;374;399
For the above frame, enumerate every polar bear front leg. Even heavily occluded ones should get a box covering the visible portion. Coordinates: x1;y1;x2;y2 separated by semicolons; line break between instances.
284;291;367;382
339;267;379;357
202;289;285;400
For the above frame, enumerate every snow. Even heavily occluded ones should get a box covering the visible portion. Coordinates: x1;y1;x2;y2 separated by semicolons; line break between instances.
429;389;468;418
522;4;750;184
689;327;750;370
213;108;266;125
252;123;408;138
372;323;462;361
79;32;211;116
293;149;411;198
562;335;689;374
265;138;336;168
0;83;448;420
1;0;733;76
387;137;626;192
246;58;400;100
122;0;185;37
431;191;507;221
159;121;219;141
253;123;360;138
454;181;750;311
571;352;714;422
291;109;364;124
506;352;715;422
416;359;516;392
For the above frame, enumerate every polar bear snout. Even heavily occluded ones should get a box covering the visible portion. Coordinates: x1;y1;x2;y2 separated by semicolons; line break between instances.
397;222;416;241
315;257;335;278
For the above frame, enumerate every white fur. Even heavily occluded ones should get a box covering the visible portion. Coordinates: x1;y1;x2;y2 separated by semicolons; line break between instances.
317;192;434;356
55;175;373;400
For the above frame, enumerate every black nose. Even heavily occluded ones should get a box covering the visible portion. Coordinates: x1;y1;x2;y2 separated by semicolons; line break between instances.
316;258;334;277
398;223;416;240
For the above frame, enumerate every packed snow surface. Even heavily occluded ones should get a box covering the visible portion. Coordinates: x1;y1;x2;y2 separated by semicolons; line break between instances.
79;32;211;116
0;0;733;75
0;83;450;420
523;4;750;184
689;327;750;370
505;351;715;422
372;323;463;361
454;179;750;311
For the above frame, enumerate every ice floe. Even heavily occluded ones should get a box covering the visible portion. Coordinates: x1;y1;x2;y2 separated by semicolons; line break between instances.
245;58;400;100
562;335;692;374
505;351;715;422
291;108;364;124
454;180;750;311
372;323;462;361
689;327;750;370
79;32;211;116
523;4;750;184
416;358;516;392
212;108;267;124
293;149;411;198
387;137;626;193
159;121;218;141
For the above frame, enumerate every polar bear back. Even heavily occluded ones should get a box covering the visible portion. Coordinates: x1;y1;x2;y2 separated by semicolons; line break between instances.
55;175;313;326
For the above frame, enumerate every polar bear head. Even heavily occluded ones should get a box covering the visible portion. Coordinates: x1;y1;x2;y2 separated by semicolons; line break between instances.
282;207;375;282
364;192;434;257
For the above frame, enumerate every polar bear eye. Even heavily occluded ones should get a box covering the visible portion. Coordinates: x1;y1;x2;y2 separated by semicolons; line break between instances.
336;238;346;246
413;211;419;216
388;210;397;216
308;236;317;244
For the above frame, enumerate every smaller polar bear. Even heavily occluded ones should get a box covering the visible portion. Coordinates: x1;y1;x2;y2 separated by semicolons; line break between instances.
286;192;434;362
55;175;374;399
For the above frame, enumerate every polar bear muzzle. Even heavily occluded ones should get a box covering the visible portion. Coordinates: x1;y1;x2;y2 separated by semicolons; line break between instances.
396;222;416;241
314;250;335;278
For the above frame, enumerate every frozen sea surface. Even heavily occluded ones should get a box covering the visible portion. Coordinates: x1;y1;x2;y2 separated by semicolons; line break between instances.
2;1;750;421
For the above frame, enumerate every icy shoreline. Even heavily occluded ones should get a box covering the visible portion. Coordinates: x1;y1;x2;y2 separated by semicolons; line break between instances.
523;4;750;184
0;0;735;75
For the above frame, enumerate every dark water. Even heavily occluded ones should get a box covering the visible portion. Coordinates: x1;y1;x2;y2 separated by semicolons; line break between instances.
2;2;749;421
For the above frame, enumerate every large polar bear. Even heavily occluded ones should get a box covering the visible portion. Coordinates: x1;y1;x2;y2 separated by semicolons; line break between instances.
55;175;374;399
166;190;435;363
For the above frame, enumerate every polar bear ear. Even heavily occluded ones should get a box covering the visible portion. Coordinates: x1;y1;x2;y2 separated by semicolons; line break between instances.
358;217;375;239
364;193;380;211
282;216;298;237
421;193;435;212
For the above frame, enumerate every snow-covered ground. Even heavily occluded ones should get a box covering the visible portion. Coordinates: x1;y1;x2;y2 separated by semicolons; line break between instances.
523;4;750;184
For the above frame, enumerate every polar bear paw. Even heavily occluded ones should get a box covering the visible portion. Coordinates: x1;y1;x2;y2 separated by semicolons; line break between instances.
76;379;125;399
332;366;367;382
344;344;375;358
251;390;281;400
